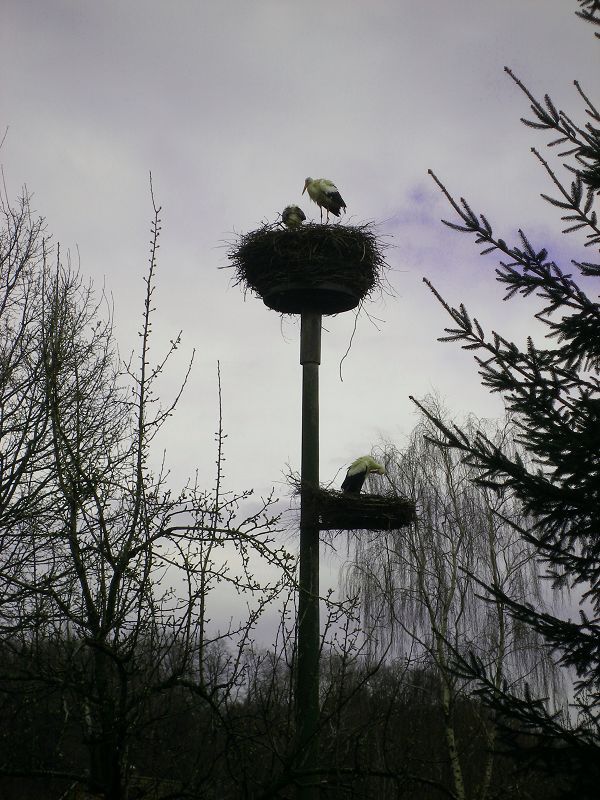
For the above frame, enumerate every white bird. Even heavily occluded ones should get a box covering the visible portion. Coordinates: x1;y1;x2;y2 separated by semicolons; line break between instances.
302;177;346;223
281;205;306;229
341;456;385;495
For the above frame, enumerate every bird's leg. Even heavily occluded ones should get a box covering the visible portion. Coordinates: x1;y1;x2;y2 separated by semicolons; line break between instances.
320;207;323;223
326;209;330;223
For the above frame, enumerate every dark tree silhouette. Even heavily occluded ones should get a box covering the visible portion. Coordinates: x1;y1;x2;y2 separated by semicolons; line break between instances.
416;9;600;797
0;185;293;800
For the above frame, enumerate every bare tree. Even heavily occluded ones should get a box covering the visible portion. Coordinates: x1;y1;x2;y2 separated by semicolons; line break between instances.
0;186;293;799
344;404;563;800
0;191;62;637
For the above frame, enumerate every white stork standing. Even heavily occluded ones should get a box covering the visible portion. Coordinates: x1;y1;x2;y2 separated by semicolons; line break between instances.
341;456;385;495
281;205;306;229
302;177;346;223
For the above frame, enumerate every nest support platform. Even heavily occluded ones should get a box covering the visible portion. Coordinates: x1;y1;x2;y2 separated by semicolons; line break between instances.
309;487;416;532
263;280;359;314
229;222;387;316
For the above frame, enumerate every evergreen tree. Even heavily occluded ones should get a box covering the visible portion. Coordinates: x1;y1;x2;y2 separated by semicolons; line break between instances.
415;5;600;796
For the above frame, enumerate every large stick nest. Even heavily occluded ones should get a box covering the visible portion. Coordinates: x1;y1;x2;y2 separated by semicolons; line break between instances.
307;487;416;532
228;223;388;313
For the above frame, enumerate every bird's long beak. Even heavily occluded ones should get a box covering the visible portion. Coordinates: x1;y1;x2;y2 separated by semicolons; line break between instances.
302;184;307;195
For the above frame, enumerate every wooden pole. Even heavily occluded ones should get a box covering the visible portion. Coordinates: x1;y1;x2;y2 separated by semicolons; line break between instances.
296;310;322;800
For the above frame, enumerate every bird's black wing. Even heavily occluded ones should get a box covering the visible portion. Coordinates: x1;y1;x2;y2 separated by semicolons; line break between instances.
323;191;346;217
341;470;366;494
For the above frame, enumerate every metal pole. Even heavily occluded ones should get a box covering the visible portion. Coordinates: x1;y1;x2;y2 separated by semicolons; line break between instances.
296;310;322;800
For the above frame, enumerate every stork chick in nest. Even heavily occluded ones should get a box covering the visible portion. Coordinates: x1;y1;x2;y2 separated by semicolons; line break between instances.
281;205;306;229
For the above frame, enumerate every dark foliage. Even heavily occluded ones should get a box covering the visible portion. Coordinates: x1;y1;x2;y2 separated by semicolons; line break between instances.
418;21;600;798
575;0;600;37
0;639;571;800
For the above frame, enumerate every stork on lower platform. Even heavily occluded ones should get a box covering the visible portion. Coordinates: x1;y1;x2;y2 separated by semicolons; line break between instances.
341;455;385;495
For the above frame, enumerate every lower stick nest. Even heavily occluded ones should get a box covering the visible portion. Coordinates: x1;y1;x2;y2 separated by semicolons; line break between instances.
304;486;416;532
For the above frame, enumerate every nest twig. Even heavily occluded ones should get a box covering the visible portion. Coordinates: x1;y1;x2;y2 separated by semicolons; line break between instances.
228;222;388;310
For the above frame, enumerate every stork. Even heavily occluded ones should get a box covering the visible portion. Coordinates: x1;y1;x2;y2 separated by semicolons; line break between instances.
341;456;385;495
281;205;306;229
302;177;346;223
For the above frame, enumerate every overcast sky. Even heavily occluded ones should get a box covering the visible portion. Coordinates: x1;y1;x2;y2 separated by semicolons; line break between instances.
2;1;598;629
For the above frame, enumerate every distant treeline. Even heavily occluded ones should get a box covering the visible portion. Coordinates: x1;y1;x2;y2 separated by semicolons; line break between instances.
0;635;568;800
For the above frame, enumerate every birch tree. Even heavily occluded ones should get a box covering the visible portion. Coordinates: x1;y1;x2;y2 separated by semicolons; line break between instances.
345;408;562;800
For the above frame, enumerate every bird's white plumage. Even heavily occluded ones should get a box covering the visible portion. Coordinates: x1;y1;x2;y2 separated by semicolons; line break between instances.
302;177;346;222
341;455;385;494
346;455;385;477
